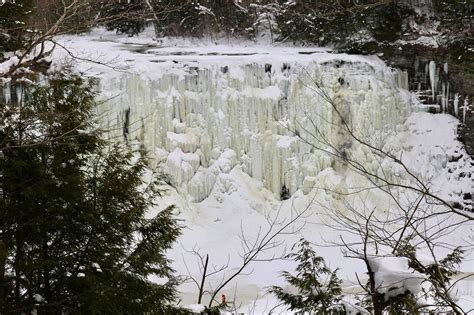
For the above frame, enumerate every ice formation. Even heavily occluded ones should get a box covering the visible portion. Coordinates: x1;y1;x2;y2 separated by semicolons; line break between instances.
429;60;437;101
97;52;410;202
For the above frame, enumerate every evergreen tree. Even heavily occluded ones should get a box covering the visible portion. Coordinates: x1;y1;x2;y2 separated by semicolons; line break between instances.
153;0;254;38
0;0;34;54
274;0;406;51
98;0;148;36
0;71;185;314
269;238;342;313
397;239;465;313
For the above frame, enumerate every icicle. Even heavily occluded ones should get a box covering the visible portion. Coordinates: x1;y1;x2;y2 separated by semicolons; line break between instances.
447;82;450;113
425;63;429;86
441;82;446;113
396;69;409;90
16;85;23;105
3;81;11;104
403;70;409;90
429;61;436;101
463;97;469;124
453;93;459;117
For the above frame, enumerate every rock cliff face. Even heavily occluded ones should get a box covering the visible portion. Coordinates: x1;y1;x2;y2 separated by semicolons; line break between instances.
97;50;410;201
379;45;474;157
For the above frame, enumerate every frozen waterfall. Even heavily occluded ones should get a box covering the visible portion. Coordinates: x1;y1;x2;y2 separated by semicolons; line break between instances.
97;50;411;202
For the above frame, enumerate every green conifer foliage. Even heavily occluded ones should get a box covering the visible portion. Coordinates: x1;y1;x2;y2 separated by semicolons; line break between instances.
0;72;184;314
275;0;405;50
269;238;342;313
153;0;254;38
99;0;147;36
397;239;465;312
0;0;34;54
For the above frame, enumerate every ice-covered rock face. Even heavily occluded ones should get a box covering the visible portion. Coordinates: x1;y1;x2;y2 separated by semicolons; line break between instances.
98;52;410;202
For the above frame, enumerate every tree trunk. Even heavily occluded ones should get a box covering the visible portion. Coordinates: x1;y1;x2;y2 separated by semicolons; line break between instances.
0;239;8;308
197;254;209;304
366;258;387;315
14;229;23;309
42;236;51;304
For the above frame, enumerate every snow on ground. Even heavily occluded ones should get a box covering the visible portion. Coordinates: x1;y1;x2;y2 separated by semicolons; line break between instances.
154;112;473;313
184;304;206;314
52;28;473;313
403;113;473;206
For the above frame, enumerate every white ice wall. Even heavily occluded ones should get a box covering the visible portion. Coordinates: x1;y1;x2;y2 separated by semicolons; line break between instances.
98;56;410;201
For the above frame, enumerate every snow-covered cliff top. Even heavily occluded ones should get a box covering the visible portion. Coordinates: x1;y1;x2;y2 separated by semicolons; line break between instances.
53;28;393;82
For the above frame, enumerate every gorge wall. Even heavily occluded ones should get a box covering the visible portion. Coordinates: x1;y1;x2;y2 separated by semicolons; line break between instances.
379;45;474;157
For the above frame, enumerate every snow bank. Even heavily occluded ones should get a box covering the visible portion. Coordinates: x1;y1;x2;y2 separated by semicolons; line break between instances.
368;256;424;301
183;304;205;314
